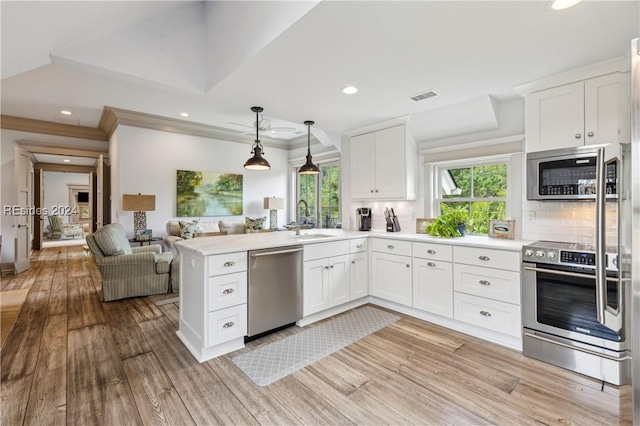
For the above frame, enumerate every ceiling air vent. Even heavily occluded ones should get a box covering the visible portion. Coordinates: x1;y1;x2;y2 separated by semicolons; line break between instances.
408;89;440;103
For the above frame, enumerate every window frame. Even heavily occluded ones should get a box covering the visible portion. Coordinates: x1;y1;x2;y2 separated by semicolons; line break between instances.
294;159;341;229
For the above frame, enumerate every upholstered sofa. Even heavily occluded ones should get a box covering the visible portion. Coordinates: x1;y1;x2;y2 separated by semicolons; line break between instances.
47;215;84;240
86;223;173;301
163;218;270;291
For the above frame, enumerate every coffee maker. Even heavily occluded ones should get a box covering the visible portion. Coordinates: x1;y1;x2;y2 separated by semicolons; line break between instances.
356;207;372;231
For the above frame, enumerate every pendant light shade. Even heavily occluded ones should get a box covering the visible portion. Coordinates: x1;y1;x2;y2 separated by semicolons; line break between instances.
244;106;271;170
298;120;320;175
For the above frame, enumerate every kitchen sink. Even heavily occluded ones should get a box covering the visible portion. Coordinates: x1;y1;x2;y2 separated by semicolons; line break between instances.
293;234;336;240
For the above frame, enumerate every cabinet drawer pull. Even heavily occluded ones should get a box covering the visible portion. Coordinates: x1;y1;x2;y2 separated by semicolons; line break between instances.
223;321;235;328
370;189;374;193
479;311;492;317
575;133;582;139
387;245;394;249
427;249;436;254
222;288;235;294
223;261;235;267
330;265;334;269
324;266;330;270
478;256;490;261
587;131;594;137
479;280;491;286
352;260;356;264
427;262;436;267
356;244;363;248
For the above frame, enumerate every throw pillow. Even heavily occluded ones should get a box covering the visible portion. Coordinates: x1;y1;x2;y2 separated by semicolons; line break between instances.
179;220;203;239
93;223;132;256
245;216;266;230
219;221;247;235
199;221;221;233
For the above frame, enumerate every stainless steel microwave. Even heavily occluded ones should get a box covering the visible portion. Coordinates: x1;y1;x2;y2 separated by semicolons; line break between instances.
526;144;618;201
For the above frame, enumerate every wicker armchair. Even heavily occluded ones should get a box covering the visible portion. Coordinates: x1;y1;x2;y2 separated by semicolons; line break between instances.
86;223;172;301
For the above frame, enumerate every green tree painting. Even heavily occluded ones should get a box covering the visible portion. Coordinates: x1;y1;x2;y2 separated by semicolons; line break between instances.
176;169;243;217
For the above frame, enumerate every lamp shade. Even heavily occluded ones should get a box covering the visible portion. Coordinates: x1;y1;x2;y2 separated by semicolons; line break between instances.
263;197;284;210
122;194;156;211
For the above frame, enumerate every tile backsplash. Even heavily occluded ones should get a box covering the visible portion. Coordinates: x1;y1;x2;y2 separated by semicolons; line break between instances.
522;200;618;246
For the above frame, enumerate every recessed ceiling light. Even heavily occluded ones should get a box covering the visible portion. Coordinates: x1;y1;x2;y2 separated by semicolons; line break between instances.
180;112;189;117
63;159;71;163
550;0;582;10
60;110;72;115
342;86;358;95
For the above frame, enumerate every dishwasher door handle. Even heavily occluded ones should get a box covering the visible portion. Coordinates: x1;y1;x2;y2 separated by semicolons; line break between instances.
250;247;304;257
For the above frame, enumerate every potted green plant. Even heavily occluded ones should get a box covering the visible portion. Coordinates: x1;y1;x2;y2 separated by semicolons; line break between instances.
425;205;470;238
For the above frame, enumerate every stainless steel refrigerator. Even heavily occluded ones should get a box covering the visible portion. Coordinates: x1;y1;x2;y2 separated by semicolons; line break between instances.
630;37;640;426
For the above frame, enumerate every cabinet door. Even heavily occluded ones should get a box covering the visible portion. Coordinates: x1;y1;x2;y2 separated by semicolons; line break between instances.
350;132;377;199
303;259;328;316
349;252;368;300
584;73;622;145
328;255;350;308
526;81;585;152
412;258;453;318
374;126;406;198
371;252;412;306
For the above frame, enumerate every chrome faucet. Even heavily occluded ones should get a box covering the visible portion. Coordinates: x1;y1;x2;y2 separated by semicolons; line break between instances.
294;199;310;235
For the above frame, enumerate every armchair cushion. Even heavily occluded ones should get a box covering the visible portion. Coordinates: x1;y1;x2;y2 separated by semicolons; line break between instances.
155;252;173;274
92;223;132;256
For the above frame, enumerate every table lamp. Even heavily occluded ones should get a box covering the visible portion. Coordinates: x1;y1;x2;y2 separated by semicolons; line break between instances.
122;194;156;235
263;196;284;230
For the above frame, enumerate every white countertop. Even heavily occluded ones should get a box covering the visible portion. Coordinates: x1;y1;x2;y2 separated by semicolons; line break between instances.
176;228;534;256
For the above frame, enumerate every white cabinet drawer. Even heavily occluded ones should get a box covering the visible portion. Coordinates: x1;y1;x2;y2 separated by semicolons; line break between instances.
453;246;520;271
207;252;247;276
371;238;412;257
350;238;368;253
412;242;452;262
304;240;349;261
453;264;520;305
454;293;521;337
207;272;247;311
206;304;247;346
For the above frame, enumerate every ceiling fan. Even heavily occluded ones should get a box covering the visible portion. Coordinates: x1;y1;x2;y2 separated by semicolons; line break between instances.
229;107;301;138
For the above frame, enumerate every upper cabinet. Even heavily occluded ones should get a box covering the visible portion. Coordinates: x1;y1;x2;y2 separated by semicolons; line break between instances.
350;125;417;200
525;73;630;152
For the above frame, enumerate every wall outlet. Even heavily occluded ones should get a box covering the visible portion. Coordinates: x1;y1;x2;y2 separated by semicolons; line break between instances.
527;211;536;224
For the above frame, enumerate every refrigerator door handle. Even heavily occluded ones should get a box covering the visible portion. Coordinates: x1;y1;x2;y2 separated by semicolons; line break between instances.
595;147;622;331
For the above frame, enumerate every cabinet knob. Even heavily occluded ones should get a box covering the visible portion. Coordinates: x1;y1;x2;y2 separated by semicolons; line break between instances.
587;131;594;137
478;256;490;261
375;189;379;193
223;261;235;267
479;280;491;286
330;265;334;268
324;266;330;270
222;288;235;294
479;311;492;317
406;264;410;268
223;321;235;328
427;262;436;267
387;245;394;249
356;244;363;248
352;260;356;264
427;249;436;254
575;133;582;139
371;189;374;193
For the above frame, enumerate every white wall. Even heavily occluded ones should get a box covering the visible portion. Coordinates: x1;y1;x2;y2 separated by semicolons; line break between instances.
43;171;89;223
112;125;291;238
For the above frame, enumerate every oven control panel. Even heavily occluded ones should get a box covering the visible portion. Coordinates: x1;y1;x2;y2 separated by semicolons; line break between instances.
560;250;596;266
522;242;618;272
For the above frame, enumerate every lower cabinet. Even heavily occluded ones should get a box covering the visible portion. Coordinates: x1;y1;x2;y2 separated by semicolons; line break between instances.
412;258;453;318
349;252;368;300
371;251;412;306
303;254;350;316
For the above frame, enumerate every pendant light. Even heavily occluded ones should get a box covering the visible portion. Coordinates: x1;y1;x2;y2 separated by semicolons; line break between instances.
244;106;271;170
298;120;320;175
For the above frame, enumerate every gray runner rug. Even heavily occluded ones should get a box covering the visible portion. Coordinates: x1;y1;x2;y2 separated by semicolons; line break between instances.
232;306;400;386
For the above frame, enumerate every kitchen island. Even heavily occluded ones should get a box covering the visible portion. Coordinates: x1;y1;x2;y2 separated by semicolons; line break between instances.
175;229;532;362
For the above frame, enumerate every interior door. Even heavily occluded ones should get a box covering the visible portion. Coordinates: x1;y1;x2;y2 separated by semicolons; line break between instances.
33;168;44;250
14;147;31;273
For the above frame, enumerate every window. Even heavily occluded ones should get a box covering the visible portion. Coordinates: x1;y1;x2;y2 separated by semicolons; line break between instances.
296;161;341;228
435;161;508;234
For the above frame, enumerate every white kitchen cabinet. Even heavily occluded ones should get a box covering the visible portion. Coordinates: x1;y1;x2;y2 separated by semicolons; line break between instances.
412;242;453;318
349;252;368;300
303;241;350;316
178;250;248;362
526;73;629;152
350;125;417;200
371;251;412;306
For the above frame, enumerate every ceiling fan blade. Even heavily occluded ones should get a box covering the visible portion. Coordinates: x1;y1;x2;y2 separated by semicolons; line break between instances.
229;121;254;129
270;127;297;132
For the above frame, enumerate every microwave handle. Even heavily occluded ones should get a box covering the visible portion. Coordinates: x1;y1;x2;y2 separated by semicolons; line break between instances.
595;147;622;331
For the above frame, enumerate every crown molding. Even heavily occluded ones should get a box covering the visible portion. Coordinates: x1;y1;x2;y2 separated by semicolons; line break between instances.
1;114;108;141
100;106;288;149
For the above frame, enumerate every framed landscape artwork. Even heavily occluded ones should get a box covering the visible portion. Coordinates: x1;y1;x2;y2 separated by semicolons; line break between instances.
176;169;243;217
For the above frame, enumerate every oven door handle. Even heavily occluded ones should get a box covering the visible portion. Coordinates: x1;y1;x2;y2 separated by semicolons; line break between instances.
523;265;618;282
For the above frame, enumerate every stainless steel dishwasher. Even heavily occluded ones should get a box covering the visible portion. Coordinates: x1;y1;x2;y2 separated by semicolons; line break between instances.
247;245;303;338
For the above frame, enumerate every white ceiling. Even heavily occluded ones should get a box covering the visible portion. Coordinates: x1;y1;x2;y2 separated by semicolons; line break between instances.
1;1;639;150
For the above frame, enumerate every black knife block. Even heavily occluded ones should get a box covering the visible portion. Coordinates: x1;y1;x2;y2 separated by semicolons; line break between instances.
386;216;401;232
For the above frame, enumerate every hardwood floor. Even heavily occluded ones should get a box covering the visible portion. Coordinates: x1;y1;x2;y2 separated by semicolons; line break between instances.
0;246;632;425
